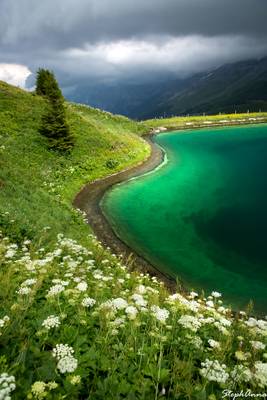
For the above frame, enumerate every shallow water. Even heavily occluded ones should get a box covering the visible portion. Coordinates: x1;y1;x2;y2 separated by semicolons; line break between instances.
103;125;267;314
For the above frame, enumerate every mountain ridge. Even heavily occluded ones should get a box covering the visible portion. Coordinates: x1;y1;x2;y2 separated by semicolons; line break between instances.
65;56;267;119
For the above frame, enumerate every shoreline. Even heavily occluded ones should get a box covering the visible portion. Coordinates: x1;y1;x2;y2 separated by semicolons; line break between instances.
148;117;267;134
73;120;267;298
73;134;179;291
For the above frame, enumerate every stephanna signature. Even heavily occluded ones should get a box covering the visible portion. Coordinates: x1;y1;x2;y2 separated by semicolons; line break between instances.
222;389;267;399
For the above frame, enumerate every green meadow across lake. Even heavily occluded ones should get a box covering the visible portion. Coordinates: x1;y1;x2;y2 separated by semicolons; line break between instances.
103;124;267;314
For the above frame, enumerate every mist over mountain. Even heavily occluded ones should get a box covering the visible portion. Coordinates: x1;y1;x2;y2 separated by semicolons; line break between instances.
65;56;267;119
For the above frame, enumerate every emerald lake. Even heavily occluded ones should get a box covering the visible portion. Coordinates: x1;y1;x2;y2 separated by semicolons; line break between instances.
102;125;267;314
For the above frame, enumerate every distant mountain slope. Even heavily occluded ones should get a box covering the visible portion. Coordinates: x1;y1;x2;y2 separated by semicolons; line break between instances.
149;57;267;118
65;57;267;119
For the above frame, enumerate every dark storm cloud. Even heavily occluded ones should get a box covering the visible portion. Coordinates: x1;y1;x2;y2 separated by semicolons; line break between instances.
0;0;267;87
1;0;267;48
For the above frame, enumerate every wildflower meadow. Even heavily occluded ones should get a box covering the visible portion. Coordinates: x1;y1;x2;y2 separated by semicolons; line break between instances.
1;228;267;399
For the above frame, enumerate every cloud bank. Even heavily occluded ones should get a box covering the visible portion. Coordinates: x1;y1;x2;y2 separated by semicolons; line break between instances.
0;0;267;87
0;64;31;87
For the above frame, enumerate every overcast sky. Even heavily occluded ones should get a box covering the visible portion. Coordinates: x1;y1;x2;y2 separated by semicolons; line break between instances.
0;0;267;88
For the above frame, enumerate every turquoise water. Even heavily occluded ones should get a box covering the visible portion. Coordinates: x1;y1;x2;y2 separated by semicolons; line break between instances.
103;125;267;314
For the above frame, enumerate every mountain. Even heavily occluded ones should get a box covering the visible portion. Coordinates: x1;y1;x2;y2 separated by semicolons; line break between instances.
65;57;267;119
149;57;267;118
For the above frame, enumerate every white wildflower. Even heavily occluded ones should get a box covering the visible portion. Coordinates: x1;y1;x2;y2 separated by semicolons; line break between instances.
246;318;267;334
110;317;125;327
99;300;116;312
21;278;37;286
178;315;201;332
5;249;16;259
112;298;128;310
254;362;267;387
231;365;252;383
57;356;78;374
214;322;229;335
206;300;214;308
0;316;10;329
257;319;267;331
218;317;232;327
250;341;266;351
211;291;222;298
53;248;62;257
189;335;203;349
245;317;258;328
189;291;198;299
208;339;221;349
52;279;69;286
131;294;147;307
125;306;138;320
136;285;147;294
200;359;229;384
47;284;65;297
0;373;16;399
42;315;60;330
199;317;215;325
81;297;96;307
76;282;88;292
17;286;31;295
167;293;200;312
151;306;169;323
52;344;74;359
218;306;227;313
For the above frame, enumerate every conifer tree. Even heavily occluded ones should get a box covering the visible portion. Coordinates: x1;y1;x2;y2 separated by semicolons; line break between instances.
36;69;74;151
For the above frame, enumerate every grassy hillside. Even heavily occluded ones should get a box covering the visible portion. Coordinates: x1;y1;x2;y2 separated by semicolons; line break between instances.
0;81;149;246
1;82;267;399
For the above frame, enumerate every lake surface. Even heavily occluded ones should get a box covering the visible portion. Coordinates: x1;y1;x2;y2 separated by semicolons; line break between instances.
102;125;267;314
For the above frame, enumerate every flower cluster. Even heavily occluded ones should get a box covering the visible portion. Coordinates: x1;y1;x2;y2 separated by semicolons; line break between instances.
254;362;267;387
178;315;202;332
200;359;229;384
42;315;60;330
52;344;78;374
17;286;32;295
81;297;96;307
0;373;16;399
47;284;65;297
125;305;138;320
0;316;10;330
151;305;169;323
31;381;58;399
111;298;128;310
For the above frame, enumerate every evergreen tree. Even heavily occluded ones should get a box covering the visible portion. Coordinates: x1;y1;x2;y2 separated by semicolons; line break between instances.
36;69;58;97
36;69;74;151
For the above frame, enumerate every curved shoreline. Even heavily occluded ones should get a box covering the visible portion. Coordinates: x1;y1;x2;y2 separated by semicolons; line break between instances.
73;134;179;291
73;123;267;312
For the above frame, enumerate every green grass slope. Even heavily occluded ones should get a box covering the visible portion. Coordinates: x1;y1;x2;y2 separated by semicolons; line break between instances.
0;82;267;399
0;81;149;246
144;112;267;131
